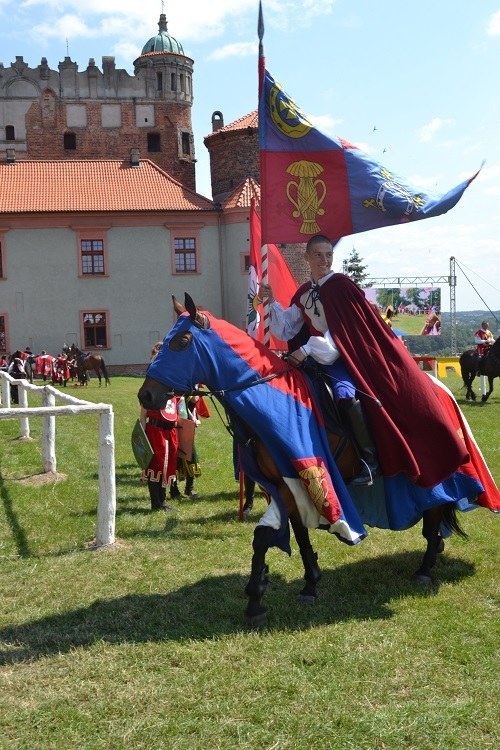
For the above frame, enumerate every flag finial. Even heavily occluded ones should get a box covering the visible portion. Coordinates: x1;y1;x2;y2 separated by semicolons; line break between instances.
258;1;264;54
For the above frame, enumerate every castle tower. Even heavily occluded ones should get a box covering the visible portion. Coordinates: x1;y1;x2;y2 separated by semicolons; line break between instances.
204;110;259;202
0;14;196;189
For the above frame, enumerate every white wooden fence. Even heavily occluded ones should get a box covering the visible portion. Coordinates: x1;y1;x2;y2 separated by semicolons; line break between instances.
0;370;116;547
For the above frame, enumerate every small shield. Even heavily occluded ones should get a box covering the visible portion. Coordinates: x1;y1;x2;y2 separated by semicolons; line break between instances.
131;419;154;470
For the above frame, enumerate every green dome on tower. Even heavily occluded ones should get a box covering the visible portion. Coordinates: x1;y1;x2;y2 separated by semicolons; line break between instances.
141;13;184;55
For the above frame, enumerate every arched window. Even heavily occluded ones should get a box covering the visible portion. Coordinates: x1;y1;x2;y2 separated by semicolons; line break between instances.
64;132;76;150
5;125;15;141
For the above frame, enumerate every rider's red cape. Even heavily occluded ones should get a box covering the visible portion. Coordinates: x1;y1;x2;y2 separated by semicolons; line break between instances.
319;274;469;488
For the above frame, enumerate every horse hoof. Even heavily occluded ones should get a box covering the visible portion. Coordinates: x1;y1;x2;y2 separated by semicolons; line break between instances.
245;609;267;629
413;572;432;584
298;593;317;605
242;503;253;519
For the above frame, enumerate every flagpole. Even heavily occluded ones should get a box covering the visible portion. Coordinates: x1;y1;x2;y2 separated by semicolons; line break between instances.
258;2;271;346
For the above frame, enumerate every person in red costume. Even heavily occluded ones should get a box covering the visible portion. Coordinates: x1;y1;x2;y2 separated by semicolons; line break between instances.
474;320;495;357
259;234;470;491
139;342;179;512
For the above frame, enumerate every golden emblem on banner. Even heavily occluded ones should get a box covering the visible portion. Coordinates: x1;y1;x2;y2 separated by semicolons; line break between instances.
286;160;326;234
269;83;312;138
298;465;330;515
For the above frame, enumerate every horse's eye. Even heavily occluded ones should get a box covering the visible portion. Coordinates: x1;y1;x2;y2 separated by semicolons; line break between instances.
169;331;192;352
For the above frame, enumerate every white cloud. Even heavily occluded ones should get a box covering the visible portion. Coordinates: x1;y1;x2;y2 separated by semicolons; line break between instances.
486;10;500;35
307;112;342;136
480;163;500;181
408;175;441;190
484;185;500;196
207;42;256;61
35;14;93;41
418;117;455;143
21;1;259;44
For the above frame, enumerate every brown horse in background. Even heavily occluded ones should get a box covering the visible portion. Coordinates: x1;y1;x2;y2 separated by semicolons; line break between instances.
67;344;110;387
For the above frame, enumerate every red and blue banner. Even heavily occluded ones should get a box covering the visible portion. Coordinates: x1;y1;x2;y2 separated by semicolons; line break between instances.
259;66;480;245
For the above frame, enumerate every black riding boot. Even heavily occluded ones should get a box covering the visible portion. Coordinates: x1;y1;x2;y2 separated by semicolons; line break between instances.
339;398;379;486
149;480;176;512
170;479;182;499
184;474;198;499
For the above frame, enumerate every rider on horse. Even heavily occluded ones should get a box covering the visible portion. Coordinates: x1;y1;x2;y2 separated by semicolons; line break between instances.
259;234;379;488
474;321;495;355
474;320;495;372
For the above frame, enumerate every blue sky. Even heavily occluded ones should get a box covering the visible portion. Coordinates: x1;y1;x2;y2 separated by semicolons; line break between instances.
1;0;499;313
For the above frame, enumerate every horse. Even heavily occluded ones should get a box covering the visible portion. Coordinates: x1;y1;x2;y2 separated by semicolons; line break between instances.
138;295;495;627
459;337;500;402
67;344;110;387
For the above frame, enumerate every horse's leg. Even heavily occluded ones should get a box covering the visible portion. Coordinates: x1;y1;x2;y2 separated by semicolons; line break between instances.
95;368;102;386
414;507;445;582
481;375;494;402
466;372;476;401
244;524;276;627
289;511;321;604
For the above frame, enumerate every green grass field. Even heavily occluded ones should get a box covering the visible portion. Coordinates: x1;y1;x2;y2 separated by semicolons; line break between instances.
1;374;499;750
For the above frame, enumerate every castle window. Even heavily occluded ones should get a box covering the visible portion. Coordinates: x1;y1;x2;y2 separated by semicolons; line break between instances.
80;239;105;275
64;132;76;150
5;126;15;141
174;237;197;273
170;73;177;91
156;72;163;92
82;311;108;348
180;73;185;93
147;133;161;152
181;132;190;157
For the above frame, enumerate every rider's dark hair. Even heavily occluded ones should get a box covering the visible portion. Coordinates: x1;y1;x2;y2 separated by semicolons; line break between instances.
306;234;333;253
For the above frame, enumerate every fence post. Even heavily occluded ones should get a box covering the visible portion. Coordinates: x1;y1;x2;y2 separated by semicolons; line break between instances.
96;409;116;546
18;381;31;439
1;375;11;407
42;388;57;472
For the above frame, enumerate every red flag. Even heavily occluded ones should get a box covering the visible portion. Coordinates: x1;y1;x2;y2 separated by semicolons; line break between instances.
246;198;298;349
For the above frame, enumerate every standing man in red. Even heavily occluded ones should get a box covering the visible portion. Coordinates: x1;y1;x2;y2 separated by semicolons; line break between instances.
139;342;179;512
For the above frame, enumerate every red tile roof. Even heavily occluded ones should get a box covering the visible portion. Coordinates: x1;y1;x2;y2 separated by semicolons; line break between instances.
205;110;257;139
0;159;214;214
223;177;260;210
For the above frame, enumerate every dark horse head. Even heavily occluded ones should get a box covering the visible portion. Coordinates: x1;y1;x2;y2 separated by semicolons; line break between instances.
137;294;214;412
138;293;283;412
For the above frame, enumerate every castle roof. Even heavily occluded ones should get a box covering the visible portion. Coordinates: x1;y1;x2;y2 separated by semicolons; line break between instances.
140;13;185;57
0;159;214;215
223;177;260;210
204;111;258;141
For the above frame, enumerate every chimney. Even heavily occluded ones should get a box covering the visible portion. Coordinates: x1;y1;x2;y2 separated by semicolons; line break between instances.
6;148;16;164
211;111;224;133
130;148;140;167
